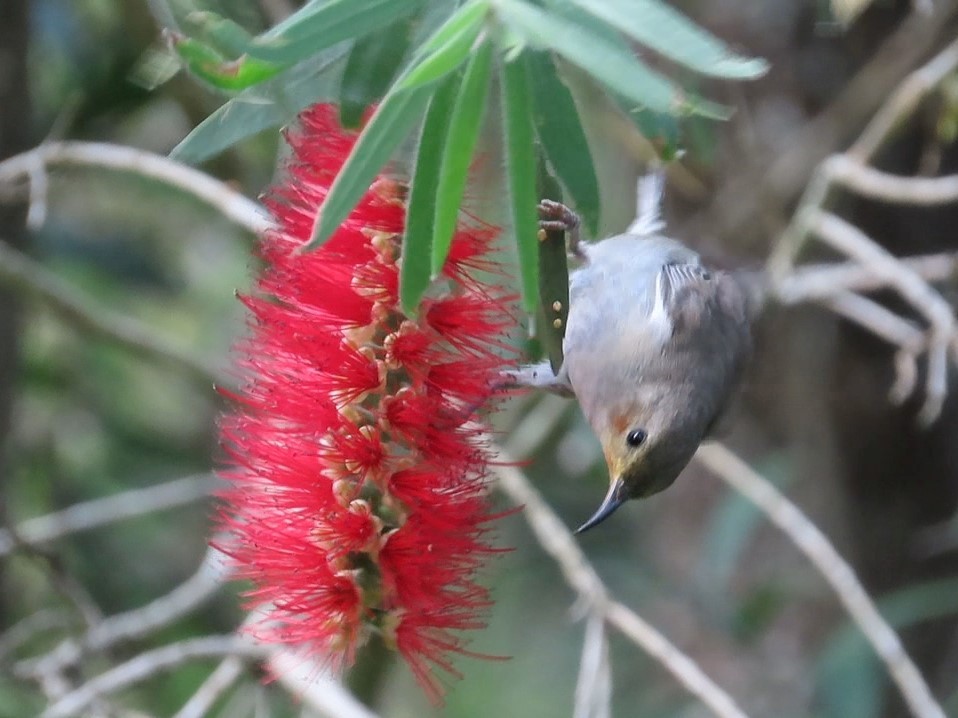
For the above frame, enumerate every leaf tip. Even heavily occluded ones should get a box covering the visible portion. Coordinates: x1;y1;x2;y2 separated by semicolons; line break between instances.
302;212;332;254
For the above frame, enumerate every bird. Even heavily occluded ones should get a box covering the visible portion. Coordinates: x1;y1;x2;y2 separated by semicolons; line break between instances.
507;173;752;533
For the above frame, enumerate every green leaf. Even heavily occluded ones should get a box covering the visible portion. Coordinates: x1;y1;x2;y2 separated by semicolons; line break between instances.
535;159;569;373
526;50;600;237
168;34;283;90
430;41;494;276
170;48;349;164
401;74;462;315
339;18;416;128
247;0;424;65
307;84;434;251
184;11;256;58
816;577;958;718
492;0;729;119
565;0;768;79
696;458;791;592
397;0;489;90
502;56;539;312
617;101;683;161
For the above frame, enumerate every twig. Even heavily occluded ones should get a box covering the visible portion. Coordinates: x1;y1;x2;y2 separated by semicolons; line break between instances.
172;656;245;718
0;520;103;630
816;291;924;403
40;635;269;718
0;241;223;386
18;544;230;679
818;292;924;351
849;37;958;163
0;474;218;556
697;1;958;241
828;156;958;205
573;611;612;718
492;453;750;718
695;442;947;718
775;251;958;302
0;610;73;661
810;210;954;423
268;649;383;718
766;152;958;424
0;141;270;235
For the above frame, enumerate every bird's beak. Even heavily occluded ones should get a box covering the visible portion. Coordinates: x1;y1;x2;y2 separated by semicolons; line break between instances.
575;478;627;534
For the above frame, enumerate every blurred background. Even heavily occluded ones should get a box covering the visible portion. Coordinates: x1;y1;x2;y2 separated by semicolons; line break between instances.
2;1;958;716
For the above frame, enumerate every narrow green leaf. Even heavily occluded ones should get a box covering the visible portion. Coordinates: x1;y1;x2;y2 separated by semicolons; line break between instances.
184;11;256;58
816;577;958;718
535;158;569;373
397;1;488;90
492;0;729;119
526;50;600;237
617;101;683;162
170;48;349;164
168;34;282;90
248;0;423;65
565;0;768;79
502;56;539;312
339;18;415;128
430;41;494;276
307;85;433;251
401;74;463;315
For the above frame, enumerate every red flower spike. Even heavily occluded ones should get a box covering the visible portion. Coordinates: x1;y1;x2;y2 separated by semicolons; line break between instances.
218;102;517;702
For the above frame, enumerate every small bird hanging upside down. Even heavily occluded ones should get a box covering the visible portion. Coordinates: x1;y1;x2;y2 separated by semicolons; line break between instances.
507;174;752;533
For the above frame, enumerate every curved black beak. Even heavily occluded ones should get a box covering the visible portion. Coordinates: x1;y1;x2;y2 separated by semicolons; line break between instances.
575;479;627;534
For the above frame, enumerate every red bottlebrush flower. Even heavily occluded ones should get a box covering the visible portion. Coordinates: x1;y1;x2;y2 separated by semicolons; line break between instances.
218;103;516;702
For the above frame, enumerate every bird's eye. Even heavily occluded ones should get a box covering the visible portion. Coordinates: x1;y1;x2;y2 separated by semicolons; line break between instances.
626;429;647;448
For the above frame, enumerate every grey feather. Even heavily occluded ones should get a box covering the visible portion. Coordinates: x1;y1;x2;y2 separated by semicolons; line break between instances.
563;231;750;458
511;178;751;524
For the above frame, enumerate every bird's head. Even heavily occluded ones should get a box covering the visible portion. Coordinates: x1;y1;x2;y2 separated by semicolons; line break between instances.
575;391;704;534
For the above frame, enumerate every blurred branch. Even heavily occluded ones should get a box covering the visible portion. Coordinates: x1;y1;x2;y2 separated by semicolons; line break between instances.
813;211;954;422
776;250;958;301
0;474;217;557
697;1;958;240
17;544;229;682
573;611;612;718
0;241;223;386
40;635;269;718
763;37;958;424
0;520;103;634
0;141;270;235
849;37;958;163
268;649;383;718
172;656;245;718
827;158;958;204
0;610;72;662
492;450;751;718
817;291;928;403
695;442;947;718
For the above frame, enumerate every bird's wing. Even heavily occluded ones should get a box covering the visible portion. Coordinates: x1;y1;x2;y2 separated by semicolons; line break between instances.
658;262;711;307
648;261;712;338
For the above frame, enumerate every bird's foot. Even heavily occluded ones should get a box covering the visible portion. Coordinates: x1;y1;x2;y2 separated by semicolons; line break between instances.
538;199;583;259
499;362;575;398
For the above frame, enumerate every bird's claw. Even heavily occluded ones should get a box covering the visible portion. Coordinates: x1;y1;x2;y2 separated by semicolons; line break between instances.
538;199;579;232
538;199;583;258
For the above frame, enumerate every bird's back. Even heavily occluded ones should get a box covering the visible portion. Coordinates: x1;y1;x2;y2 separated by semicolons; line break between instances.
563;233;750;436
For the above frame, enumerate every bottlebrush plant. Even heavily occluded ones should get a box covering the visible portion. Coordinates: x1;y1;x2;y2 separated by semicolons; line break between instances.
218;103;516;701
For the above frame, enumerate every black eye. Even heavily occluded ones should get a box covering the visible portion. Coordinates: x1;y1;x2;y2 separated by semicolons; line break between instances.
626;429;647;447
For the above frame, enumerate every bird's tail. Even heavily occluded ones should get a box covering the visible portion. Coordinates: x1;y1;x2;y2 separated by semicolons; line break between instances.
626;170;666;236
